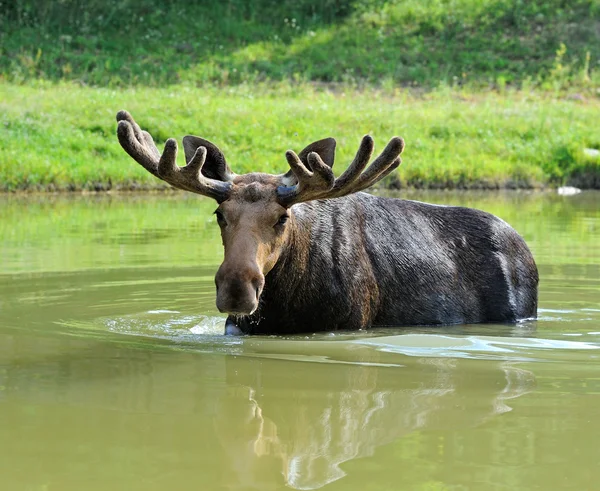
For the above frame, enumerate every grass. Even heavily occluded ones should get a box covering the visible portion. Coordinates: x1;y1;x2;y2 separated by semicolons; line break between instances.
1;82;599;191
1;1;599;190
1;0;599;90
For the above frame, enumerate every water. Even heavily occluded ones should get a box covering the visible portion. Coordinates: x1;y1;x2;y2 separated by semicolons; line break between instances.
0;191;599;491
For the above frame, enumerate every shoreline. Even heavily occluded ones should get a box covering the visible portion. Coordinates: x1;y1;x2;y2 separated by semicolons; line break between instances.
1;183;591;196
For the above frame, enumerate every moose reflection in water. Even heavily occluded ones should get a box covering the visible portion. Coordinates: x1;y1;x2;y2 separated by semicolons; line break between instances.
0;334;536;491
214;353;535;490
116;111;539;335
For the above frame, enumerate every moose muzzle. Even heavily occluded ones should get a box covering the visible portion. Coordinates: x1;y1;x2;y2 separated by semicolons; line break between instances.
215;264;265;315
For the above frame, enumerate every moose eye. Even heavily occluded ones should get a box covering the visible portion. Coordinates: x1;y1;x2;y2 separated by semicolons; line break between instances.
275;214;289;228
214;210;227;227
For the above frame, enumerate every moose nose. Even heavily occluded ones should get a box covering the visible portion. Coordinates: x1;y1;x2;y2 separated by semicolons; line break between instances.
215;265;265;315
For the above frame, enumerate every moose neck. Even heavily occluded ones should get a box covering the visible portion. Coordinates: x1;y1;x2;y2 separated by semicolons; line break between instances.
235;204;313;332
266;207;311;290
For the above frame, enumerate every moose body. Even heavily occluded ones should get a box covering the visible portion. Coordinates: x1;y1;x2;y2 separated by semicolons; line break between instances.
230;193;537;334
116;111;538;335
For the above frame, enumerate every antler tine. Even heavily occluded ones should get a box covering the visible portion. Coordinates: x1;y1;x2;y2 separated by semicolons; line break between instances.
277;150;335;205
116;110;232;202
327;135;374;197
117;111;161;176
160;145;233;201
341;136;405;195
354;156;402;192
320;136;405;199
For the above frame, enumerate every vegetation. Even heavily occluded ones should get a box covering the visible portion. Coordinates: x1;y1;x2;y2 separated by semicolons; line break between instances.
1;0;599;190
1;83;598;191
2;0;599;89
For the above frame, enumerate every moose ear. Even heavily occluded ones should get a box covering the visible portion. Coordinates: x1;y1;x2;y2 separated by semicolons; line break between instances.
298;137;336;169
182;135;235;181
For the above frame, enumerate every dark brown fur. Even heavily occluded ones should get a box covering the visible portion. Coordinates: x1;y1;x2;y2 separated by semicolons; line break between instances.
115;111;539;336
229;193;538;334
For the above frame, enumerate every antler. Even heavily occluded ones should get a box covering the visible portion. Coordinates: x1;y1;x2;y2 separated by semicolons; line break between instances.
116;110;233;202
277;135;405;207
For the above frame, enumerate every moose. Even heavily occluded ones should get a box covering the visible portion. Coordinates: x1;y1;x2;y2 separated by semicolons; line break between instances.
116;111;538;335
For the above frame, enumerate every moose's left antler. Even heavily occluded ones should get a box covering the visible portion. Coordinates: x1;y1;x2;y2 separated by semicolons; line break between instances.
277;135;404;207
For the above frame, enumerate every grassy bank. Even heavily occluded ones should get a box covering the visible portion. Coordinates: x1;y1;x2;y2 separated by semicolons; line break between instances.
2;0;599;90
2;0;599;191
1;83;599;191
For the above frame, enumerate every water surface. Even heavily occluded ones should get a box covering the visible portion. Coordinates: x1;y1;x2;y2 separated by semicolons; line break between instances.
0;191;599;490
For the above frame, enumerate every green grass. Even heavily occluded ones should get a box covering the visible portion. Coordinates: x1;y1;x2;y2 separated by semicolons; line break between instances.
1;0;599;90
2;0;599;190
1;82;599;191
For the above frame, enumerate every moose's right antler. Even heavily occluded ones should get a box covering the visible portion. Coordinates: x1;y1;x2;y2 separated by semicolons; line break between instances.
116;110;233;202
277;135;405;207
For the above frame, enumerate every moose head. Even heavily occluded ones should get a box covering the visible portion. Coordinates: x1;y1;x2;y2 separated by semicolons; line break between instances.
116;111;404;320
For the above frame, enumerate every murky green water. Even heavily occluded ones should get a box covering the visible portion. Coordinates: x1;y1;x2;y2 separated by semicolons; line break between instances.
0;191;599;491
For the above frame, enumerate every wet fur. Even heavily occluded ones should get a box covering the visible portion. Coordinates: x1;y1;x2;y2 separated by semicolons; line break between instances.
230;193;538;334
114;113;538;335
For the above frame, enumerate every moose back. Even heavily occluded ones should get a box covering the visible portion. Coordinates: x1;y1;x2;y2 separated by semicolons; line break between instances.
116;111;538;335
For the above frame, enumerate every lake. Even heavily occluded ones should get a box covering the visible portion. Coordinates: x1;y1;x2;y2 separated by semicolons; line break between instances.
0;190;599;490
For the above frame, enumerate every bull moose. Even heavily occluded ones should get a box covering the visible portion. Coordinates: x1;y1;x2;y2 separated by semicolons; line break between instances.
116;111;538;335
